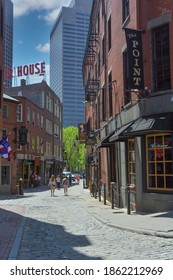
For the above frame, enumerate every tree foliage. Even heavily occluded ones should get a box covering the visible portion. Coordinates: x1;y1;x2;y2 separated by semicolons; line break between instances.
63;126;86;172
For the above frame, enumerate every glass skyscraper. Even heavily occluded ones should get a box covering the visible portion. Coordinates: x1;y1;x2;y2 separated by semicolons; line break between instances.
50;0;93;127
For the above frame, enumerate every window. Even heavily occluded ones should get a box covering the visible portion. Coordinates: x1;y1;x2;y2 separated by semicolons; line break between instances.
153;24;171;91
46;96;50;110
41;115;44;128
32;136;35;152
39;137;44;154
17;104;22;122
3;105;8;118
2;129;7;138
108;16;112;51
128;139;136;186
37;113;40;127
46;119;53;134
1;166;10;185
32;110;35;124
122;0;129;23
54;124;59;136
36;136;40;153
46;96;53;112
146;134;173;191
27;107;30;123
55;104;59;117
46;142;52;157
97;11;100;34
108;71;113;117
102;85;106;121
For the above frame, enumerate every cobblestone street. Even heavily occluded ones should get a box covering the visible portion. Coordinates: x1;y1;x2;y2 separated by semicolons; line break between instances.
1;183;173;260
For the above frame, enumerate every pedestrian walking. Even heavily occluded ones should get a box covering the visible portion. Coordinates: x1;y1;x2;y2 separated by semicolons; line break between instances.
30;171;35;188
62;176;69;196
76;175;80;185
48;175;56;197
34;174;38;188
56;175;61;190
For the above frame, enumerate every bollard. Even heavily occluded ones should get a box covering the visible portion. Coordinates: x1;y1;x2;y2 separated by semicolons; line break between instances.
104;184;106;205
126;185;131;214
19;178;23;195
94;184;97;199
98;184;101;201
111;185;114;209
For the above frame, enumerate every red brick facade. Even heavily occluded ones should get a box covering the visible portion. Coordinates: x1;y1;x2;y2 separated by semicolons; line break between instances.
83;0;173;212
1;81;63;194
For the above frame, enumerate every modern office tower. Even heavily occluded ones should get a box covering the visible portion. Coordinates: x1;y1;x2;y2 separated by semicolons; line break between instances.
50;0;93;127
4;0;13;88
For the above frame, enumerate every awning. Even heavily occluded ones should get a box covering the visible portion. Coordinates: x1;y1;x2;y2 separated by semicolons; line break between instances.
123;113;173;137
97;132;115;148
109;122;133;142
110;113;173;142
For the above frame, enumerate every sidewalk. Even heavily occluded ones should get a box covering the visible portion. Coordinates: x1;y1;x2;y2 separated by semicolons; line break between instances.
0;203;26;259
79;181;173;239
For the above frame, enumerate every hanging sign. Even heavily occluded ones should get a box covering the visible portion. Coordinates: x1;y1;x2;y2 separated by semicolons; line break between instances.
124;28;144;90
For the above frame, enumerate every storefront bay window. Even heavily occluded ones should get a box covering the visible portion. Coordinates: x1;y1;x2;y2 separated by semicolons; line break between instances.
146;134;173;191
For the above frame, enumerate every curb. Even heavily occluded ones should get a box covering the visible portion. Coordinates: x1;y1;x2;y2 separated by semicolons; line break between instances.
8;217;26;260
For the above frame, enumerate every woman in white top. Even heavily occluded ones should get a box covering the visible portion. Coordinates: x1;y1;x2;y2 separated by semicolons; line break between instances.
62;176;69;196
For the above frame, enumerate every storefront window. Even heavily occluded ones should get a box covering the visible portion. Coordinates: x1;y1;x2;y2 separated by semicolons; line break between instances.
128;139;136;186
146;134;173;191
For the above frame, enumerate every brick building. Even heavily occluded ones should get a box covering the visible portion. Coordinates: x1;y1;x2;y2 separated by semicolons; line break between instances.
4;80;63;192
83;0;173;212
1;94;19;194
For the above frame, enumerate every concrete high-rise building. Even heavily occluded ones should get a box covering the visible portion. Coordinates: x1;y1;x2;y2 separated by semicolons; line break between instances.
4;0;13;88
50;0;93;127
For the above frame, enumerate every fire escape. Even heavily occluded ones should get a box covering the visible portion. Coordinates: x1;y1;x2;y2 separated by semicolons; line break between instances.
83;0;100;144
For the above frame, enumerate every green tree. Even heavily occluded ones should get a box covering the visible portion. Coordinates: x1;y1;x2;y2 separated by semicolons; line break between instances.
63;126;86;172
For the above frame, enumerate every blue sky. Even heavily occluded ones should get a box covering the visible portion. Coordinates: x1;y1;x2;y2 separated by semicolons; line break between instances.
12;0;71;85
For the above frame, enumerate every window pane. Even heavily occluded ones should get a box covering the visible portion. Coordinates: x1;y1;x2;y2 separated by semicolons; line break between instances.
164;135;171;147
165;149;172;160
165;162;173;174
147;136;154;148
148;150;154;161
155;135;162;145
157;176;164;188
148;176;156;188
148;163;155;174
166;176;173;188
156;162;164;174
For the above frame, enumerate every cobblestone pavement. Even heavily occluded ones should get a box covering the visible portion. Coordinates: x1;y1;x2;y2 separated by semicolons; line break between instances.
1;183;173;260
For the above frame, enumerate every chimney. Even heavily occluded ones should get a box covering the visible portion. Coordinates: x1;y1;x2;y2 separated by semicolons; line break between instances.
21;79;26;86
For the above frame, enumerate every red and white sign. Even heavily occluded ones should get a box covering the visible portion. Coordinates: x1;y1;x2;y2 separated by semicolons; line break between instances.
4;62;45;79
